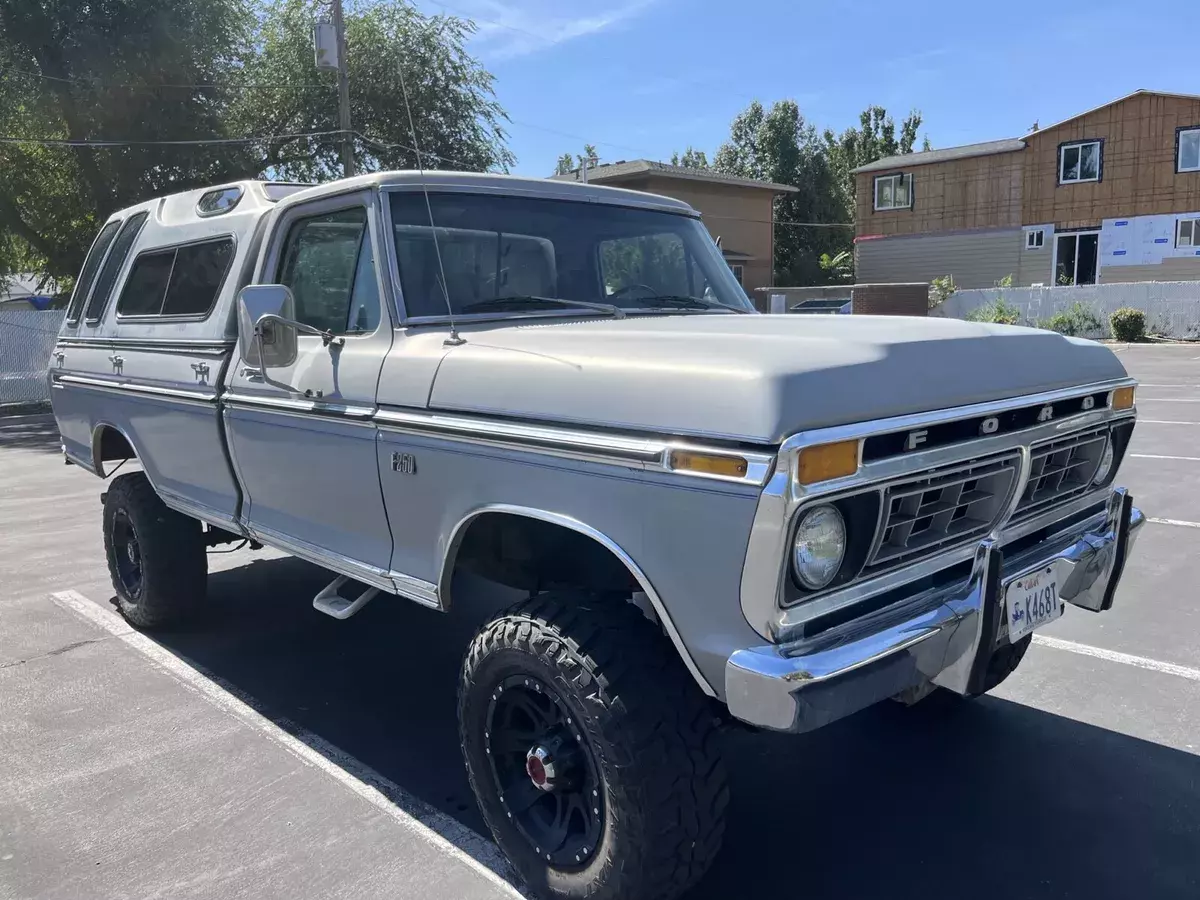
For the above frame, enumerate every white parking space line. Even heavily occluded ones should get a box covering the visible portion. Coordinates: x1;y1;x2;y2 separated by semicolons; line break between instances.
49;589;520;896
1131;453;1200;462
1033;634;1200;683
1137;397;1200;402
1137;383;1200;388
1138;419;1200;425
1147;516;1200;529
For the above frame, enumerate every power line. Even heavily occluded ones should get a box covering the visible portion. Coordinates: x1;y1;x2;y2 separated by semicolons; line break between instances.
0;65;334;91
0;130;348;147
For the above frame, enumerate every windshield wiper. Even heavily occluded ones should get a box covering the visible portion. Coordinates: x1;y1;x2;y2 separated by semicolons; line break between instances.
459;295;625;319
626;295;748;313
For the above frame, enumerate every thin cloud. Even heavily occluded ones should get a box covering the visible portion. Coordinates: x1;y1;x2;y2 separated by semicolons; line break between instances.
439;0;660;60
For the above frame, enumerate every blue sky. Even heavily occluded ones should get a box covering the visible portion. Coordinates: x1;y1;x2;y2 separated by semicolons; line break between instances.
415;0;1200;178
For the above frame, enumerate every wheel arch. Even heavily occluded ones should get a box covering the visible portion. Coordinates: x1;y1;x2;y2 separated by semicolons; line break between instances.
439;504;716;697
91;421;142;479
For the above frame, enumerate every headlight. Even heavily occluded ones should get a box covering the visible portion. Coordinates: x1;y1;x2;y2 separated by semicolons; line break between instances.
1093;436;1115;484
792;504;847;590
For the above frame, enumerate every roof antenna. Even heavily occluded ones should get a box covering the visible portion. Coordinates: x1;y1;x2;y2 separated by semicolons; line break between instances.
396;56;464;346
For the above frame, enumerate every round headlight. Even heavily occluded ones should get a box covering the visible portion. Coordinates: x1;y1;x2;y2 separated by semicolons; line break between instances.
792;504;847;590
1093;436;1115;484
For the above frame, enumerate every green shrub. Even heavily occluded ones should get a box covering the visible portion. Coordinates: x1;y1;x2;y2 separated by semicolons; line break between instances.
1043;301;1103;337
929;275;956;309
966;298;1021;325
1110;307;1146;342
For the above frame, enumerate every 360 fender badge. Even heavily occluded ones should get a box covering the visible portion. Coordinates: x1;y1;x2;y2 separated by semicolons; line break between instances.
391;452;417;475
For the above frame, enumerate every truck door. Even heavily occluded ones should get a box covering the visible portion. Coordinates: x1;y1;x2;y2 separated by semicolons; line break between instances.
223;190;395;586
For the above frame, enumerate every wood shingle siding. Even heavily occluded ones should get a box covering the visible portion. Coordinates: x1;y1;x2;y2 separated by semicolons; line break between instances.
855;152;1024;238
1022;93;1200;229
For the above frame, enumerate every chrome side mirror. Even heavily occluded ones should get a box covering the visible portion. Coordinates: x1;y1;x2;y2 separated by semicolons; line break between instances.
237;284;298;369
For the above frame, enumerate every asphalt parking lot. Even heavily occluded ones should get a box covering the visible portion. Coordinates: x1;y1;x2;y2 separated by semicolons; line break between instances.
3;344;1199;900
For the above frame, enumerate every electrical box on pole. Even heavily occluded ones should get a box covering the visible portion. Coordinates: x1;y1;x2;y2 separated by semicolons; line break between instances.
313;22;338;70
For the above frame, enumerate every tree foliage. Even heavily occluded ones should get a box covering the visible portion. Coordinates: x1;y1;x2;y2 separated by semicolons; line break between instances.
712;99;846;285
824;106;924;222
552;144;598;175
0;0;512;284
670;146;709;169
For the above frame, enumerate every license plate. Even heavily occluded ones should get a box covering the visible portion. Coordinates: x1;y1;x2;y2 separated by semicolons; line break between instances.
1005;565;1063;642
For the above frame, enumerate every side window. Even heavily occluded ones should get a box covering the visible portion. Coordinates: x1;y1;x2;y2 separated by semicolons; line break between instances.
85;212;148;321
116;238;234;318
279;208;375;335
598;232;691;298
66;219;121;323
116;249;174;316
162;239;234;316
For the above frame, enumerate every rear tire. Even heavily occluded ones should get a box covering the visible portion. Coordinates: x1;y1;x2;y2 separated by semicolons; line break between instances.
458;593;728;900
102;472;206;629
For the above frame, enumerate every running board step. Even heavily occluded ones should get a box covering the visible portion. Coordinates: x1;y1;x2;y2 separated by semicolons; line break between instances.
313;575;379;620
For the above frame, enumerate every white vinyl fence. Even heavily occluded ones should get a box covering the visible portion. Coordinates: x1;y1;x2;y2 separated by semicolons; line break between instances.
0;309;64;407
932;281;1200;339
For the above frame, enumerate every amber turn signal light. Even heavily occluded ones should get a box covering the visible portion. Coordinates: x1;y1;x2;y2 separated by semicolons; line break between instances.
796;440;859;485
1111;386;1135;410
669;450;749;479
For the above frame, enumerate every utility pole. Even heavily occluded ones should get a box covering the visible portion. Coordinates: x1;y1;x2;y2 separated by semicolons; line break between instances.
332;0;354;178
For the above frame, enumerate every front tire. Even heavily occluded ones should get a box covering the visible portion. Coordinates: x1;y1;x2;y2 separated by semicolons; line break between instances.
458;593;728;900
102;472;206;629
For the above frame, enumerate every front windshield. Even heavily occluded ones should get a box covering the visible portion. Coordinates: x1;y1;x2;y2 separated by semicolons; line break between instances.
389;190;755;318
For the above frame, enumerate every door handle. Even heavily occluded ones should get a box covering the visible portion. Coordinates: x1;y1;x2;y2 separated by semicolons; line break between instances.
52;350;65;366
191;361;211;379
108;354;124;367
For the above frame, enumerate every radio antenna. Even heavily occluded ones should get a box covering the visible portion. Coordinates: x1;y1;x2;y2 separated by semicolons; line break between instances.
396;57;463;346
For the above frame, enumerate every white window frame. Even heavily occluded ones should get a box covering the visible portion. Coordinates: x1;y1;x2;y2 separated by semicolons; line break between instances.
873;173;912;211
1178;128;1200;173
729;263;744;285
1025;229;1045;250
1059;140;1102;185
1178;218;1199;248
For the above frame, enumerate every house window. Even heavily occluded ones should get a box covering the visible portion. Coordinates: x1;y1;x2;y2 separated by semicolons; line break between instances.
873;173;912;210
1059;141;1102;184
1054;232;1099;285
1178;219;1199;247
1026;229;1045;250
1178;128;1200;173
729;263;744;285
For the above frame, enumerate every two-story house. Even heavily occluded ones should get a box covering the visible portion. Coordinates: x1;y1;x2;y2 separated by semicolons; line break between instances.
551;160;797;295
854;90;1200;288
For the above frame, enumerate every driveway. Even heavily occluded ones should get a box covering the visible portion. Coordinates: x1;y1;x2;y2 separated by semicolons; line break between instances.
2;346;1199;899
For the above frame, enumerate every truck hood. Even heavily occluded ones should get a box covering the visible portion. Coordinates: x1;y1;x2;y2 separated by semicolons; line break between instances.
429;314;1129;444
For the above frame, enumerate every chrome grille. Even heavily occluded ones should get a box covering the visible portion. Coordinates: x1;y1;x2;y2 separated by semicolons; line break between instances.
867;454;1019;571
1014;428;1108;520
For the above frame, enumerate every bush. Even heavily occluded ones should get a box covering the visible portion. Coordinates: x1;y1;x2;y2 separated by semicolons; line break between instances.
1042;302;1104;337
929;275;956;309
966;298;1021;325
1110;307;1146;342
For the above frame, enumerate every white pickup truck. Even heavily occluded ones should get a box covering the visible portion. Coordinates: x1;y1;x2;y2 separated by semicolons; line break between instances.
49;172;1144;900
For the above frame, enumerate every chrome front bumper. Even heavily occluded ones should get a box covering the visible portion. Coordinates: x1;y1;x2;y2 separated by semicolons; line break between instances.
725;488;1144;732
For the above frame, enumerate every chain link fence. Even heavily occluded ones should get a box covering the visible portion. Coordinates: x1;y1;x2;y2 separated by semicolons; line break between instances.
1;309;64;409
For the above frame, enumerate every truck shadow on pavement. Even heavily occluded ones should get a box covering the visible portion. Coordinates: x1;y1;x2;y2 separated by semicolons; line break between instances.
151;554;1200;900
0;413;62;453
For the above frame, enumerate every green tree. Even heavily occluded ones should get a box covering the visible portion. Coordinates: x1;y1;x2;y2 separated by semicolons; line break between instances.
240;0;512;181
0;0;513;284
713;99;845;285
0;0;256;284
670;146;709;169
552;143;599;176
824;106;926;219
